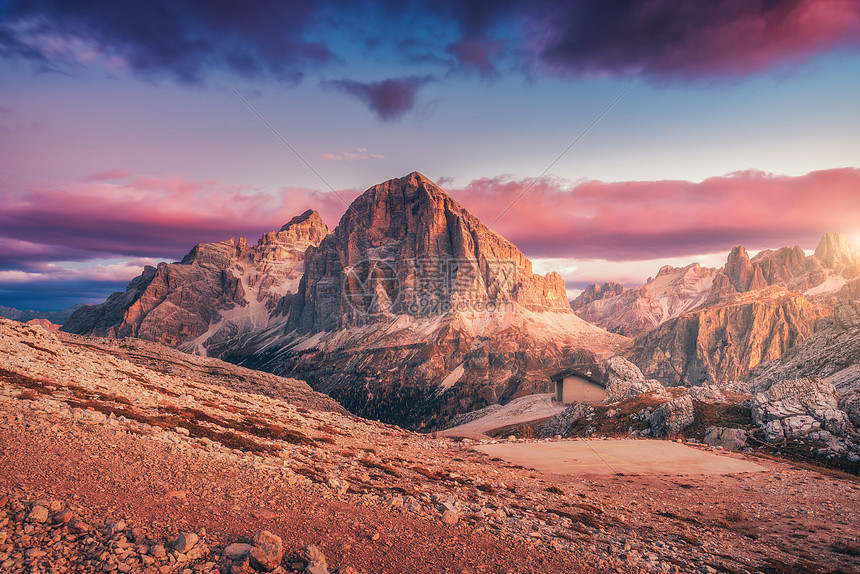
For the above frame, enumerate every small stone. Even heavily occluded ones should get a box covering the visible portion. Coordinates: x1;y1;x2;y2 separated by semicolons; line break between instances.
109;520;126;535
27;505;49;523
441;510;459;525
25;548;47;558
172;532;199;553
185;542;209;561
224;543;252;560
229;558;254;574
299;544;328;574
54;509;74;523
249;530;283;571
69;518;90;532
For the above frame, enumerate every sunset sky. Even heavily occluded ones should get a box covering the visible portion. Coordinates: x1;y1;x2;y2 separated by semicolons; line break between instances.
2;0;860;311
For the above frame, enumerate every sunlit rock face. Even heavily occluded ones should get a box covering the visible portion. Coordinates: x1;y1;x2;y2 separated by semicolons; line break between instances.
288;172;570;334
750;300;860;428
62;210;331;351
228;173;625;429
627;286;825;386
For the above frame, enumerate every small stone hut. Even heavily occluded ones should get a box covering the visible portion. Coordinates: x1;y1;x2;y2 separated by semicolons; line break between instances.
550;368;606;405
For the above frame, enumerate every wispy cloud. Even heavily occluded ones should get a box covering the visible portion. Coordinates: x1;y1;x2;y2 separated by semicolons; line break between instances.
319;148;386;161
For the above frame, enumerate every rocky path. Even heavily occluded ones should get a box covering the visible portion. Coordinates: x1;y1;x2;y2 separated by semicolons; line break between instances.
2;319;860;573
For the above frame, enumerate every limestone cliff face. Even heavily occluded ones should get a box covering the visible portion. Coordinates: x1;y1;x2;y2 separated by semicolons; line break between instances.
627;286;825;386
62;211;330;350
289;172;570;334
571;263;726;337
750;300;860;427
815;231;860;269
570;282;627;310
750;245;826;292
724;246;768;292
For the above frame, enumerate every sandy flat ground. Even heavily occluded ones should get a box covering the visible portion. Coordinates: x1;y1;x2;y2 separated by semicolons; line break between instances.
437;394;564;439
475;439;767;476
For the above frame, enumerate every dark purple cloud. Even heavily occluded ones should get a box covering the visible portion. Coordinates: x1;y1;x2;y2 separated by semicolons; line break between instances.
445;38;504;78
0;0;332;83
528;0;860;79
3;0;855;92
326;76;434;121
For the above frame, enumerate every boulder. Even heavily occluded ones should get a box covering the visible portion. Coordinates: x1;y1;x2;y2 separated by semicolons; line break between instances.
171;532;198;553
602;356;669;403
541;402;586;438
249;530;283;572
441;510;460;525
27;505;49;523
298;544;329;574
703;427;747;450
649;396;695;437
684;384;726;403
751;376;851;441
224;543;252;560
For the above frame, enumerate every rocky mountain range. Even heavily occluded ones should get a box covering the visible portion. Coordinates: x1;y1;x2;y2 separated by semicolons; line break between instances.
58;171;860;433
569;232;860;390
571;232;860;337
63;209;330;351
64;173;626;429
0;305;81;325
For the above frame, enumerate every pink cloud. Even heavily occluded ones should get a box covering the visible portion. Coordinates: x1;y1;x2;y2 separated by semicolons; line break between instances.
0;173;358;268
3;167;859;282
80;169;132;182
448;168;860;259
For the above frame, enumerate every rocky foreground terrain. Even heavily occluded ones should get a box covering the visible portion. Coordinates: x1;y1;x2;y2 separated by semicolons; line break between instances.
3;319;860;574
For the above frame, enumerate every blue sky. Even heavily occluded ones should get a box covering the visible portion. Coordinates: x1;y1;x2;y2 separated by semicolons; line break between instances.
1;0;859;311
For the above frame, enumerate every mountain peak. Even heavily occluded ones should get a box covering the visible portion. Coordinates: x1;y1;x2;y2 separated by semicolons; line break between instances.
814;232;860;268
724;244;767;293
291;172;570;333
280;209;323;231
276;209;330;247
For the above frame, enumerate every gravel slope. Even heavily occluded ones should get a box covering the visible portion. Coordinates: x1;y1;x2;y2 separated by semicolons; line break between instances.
1;318;859;574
